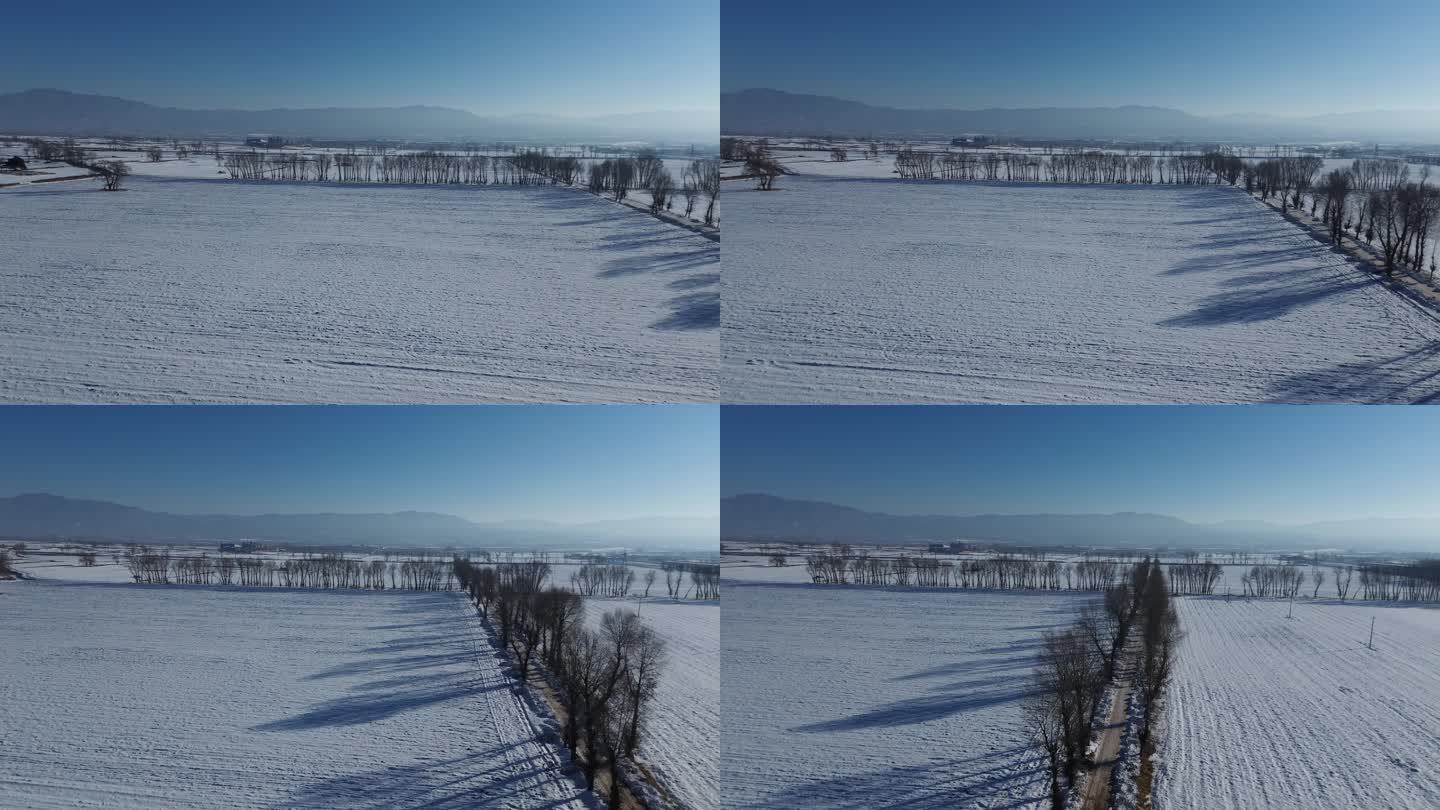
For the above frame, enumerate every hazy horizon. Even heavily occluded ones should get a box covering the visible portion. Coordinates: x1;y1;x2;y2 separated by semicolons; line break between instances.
722;407;1440;529
3;0;718;119
723;0;1440;119
1;406;719;525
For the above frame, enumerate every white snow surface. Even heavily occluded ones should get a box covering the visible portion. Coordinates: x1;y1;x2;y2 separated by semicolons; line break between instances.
724;177;1440;403
1153;597;1440;809
0;578;595;809
721;581;1096;808
1;177;716;402
583;598;719;810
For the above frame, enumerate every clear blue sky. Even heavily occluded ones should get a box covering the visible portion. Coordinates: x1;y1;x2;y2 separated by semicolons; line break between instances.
723;406;1440;525
723;0;1440;116
2;0;717;116
0;406;718;522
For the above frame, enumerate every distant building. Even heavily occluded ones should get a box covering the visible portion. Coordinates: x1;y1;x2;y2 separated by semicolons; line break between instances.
3;156;25;171
219;541;260;553
244;134;286;149
927;543;947;553
951;136;992;147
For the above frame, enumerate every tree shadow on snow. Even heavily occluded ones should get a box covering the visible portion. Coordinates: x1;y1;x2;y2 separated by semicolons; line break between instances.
273;742;589;809
597;247;718;278
253;675;494;731
652;290;719;331
1158;274;1369;327
1263;341;1440;403
741;746;1047;810
790;663;1037;734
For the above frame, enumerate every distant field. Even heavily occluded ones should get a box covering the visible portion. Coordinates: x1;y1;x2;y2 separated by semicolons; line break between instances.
0;578;591;809
724;177;1440;403
0;178;717;402
1155;597;1440;809
721;581;1094;809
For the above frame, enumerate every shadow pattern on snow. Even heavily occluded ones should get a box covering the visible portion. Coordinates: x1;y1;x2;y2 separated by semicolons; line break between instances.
1159;273;1369;327
273;743;585;810
791;664;1038;734
1263;341;1440;404
733;746;1048;810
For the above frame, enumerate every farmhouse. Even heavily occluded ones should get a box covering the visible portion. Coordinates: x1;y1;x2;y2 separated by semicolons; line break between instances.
4;156;27;171
244;134;286;149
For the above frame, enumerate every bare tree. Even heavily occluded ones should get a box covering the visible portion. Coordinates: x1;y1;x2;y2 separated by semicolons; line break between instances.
746;156;786;191
95;160;130;191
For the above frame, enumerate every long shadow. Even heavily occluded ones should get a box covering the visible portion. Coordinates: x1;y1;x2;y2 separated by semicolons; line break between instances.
1264;341;1440;403
1162;245;1320;275
1159;276;1369;327
273;743;584;809
653;290;719;331
668;272;718;291
790;678;1036;733
738;746;1047;810
253;677;494;731
597;248;717;279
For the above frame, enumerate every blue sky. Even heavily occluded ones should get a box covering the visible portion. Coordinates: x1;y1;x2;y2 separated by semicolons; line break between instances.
0;406;718;522
723;406;1440;525
723;0;1440;116
1;0;717;116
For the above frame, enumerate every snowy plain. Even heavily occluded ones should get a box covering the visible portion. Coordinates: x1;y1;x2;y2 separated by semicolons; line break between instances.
721;581;1096;809
583;597;719;810
0;176;716;402
0;573;595;809
723;176;1440;403
1153;597;1440;810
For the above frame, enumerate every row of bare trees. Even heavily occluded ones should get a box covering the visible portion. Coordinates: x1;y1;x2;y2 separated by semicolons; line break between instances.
804;550;1158;592
121;547;453;590
1025;560;1181;809
1250;157;1440;277
893;148;1241;185
454;559;666;808
1356;560;1440;601
571;564;636;597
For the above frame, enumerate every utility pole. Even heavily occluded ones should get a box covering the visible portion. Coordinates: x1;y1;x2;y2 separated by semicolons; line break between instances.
1287;586;1295;619
1368;616;1376;651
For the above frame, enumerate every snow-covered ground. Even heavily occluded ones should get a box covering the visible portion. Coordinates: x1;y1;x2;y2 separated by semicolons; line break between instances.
1;177;716;402
1153;597;1440;810
724;177;1440;403
584;597;719;810
721;581;1095;808
0;575;594;809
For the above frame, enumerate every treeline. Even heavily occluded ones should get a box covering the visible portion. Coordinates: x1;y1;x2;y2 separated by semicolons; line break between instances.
1265;158;1440;277
24;137;130;190
454;560;666;808
893;147;1241;185
1024;559;1181;809
122;548;453;590
220;146;721;227
804;550;1224;594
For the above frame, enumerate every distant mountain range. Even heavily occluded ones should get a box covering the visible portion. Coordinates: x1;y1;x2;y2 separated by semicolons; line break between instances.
722;494;1440;552
0;89;718;143
722;88;1440;143
0;494;716;550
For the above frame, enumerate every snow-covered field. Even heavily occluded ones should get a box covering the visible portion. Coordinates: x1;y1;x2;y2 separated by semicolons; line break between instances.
1154;597;1440;810
0;574;594;809
721;581;1095;809
584;598;719;810
1;177;716;402
724;176;1440;403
